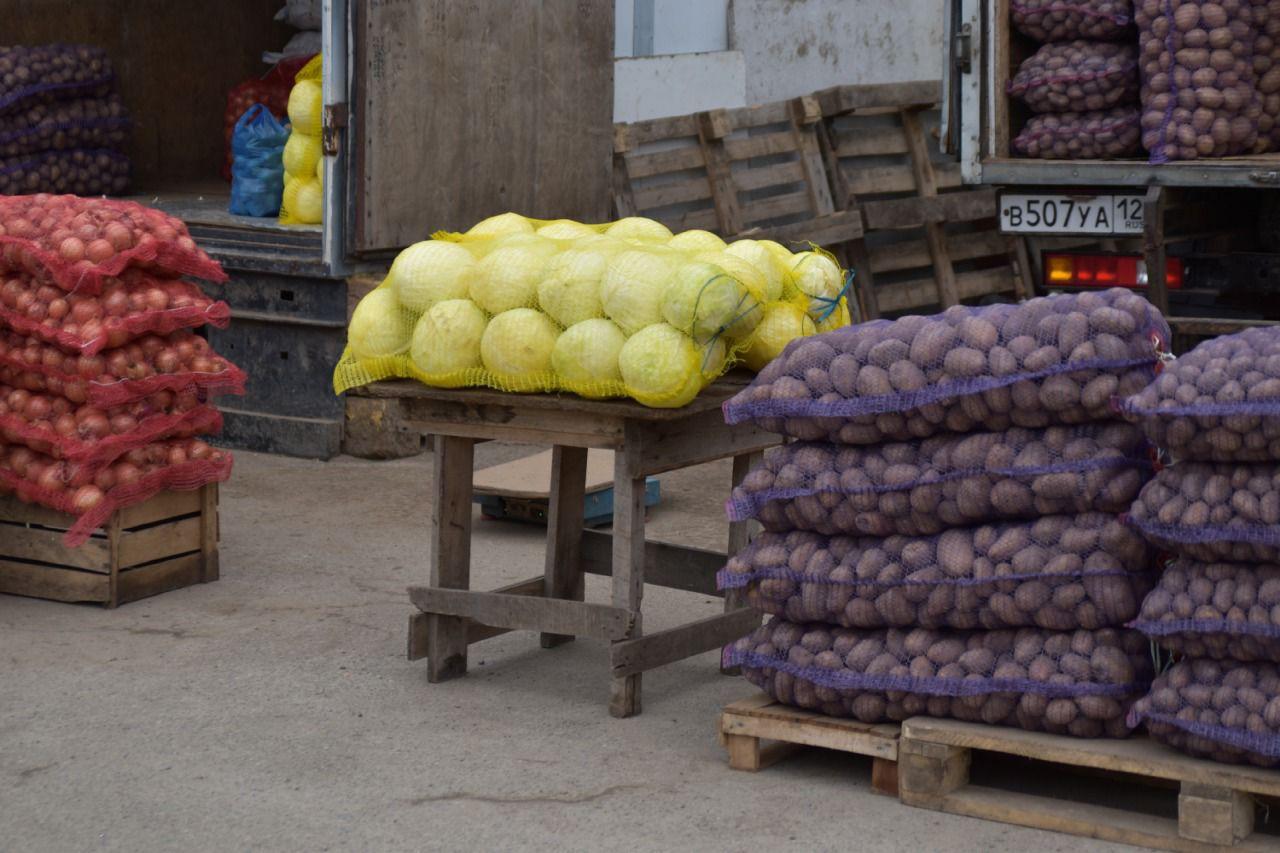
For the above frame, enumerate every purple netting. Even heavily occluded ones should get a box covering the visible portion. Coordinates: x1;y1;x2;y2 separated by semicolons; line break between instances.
1137;0;1262;163
1008;41;1140;114
1120;325;1280;462
0;148;129;196
1129;659;1280;766
1132;558;1280;661
719;514;1155;630
0;45;114;116
1010;0;1135;41
725;618;1152;736
1128;461;1280;562
1259;0;1280;150
723;288;1169;445
0;94;130;158
728;424;1152;535
1013;107;1142;159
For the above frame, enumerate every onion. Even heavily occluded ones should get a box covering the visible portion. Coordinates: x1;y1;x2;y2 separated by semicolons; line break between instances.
76;412;109;438
108;413;138;434
37;462;66;491
103;289;128;316
112;461;141;485
23;396;51;421
92;467;116;490
53;413;76;436
188;440;213;460
70;485;105;513
167;446;188;465
58;237;85;262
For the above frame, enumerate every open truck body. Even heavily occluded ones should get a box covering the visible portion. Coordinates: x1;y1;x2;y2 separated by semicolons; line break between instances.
944;0;1280;347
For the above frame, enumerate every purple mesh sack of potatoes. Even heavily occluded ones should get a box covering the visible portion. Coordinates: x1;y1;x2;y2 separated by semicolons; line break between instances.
1120;325;1280;462
1013;107;1143;159
1258;0;1280;150
727;424;1152;537
722;288;1169;446
1011;0;1135;41
0;148;129;196
718;513;1155;630
1128;462;1280;562
1137;0;1262;162
0;93;130;158
725;618;1152;736
0;44;114;116
1133;559;1280;661
1129;659;1280;766
1008;41;1140;113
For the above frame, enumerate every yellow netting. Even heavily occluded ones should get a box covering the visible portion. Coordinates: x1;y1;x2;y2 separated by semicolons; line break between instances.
332;213;853;407
280;54;323;225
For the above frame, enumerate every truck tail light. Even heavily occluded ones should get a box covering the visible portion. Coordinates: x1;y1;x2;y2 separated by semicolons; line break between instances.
1043;253;1183;290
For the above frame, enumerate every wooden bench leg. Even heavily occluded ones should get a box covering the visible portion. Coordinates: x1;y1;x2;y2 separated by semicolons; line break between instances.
726;733;762;770
541;445;588;649
722;451;763;675
609;447;645;718
1179;783;1254;846
871;757;899;798
426;435;474;683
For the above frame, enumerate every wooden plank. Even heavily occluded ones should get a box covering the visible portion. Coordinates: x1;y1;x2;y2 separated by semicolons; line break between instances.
118;489;203;529
578;529;724;596
697;110;745;236
723;450;763;629
900;107;959;307
610;608;760;678
0;524;110;572
724;131;797;162
625;145;705;180
610;432;647;718
834;125;911;158
199;483;219;583
425;435;474;682
740;210;864;250
612;150;638;219
472;449;615;500
814;80;942;116
541;445;588;649
720;698;900;761
862;190;999;230
733;160;805;193
874;264;1020;314
409;576;545;658
353;0;613;251
720;99;791;129
0;558;108;603
625;113;700;146
901;718;1280;797
845;164;920;197
116;553;204;606
117;517;202;569
633;407;778;477
742;191;813;225
789;96;836;218
993;0;1012;158
1179;783;1255;846
631;177;714;210
409;587;632;641
106;509;121;608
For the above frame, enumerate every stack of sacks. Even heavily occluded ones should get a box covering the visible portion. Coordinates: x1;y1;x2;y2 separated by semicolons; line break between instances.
1123;326;1280;765
0;44;131;195
279;55;323;226
334;212;851;408
0;194;245;545
1007;1;1141;159
720;288;1172;736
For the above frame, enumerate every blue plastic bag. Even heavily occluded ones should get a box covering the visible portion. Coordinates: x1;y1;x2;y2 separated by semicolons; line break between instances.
229;104;290;217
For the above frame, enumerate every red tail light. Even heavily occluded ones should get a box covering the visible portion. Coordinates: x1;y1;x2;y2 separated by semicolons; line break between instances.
1043;253;1183;290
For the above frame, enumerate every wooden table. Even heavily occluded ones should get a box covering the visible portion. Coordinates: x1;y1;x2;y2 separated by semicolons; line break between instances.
360;377;776;717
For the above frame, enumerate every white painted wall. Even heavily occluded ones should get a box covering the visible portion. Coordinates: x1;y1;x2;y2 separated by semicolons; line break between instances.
614;51;747;122
616;0;731;57
728;0;944;103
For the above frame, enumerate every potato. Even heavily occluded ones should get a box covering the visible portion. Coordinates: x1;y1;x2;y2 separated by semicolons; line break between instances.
722;515;1155;630
728;424;1152;537
1129;462;1280;562
1014;107;1142;160
1010;42;1140;114
1121;326;1280;461
728;617;1152;735
1010;0;1135;41
725;288;1169;445
1131;659;1280;766
1133;558;1280;660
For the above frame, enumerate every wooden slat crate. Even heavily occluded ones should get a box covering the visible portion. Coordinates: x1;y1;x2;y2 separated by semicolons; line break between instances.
0;484;219;608
900;717;1280;852
815;82;1031;317
718;694;901;796
613;96;859;252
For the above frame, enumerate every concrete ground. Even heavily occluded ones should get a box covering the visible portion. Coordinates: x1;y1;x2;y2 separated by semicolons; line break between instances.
0;447;1136;852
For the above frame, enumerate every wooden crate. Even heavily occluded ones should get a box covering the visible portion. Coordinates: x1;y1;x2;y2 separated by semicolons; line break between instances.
0;485;219;608
899;716;1280;852
718;694;901;796
612;97;863;253
815;82;1030;317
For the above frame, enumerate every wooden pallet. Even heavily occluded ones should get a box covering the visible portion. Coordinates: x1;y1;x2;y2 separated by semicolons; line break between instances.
900;717;1280;852
0;485;219;608
718;694;901;796
815;82;1030;317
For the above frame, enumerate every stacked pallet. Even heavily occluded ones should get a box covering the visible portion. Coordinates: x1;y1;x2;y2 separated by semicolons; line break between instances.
0;194;244;603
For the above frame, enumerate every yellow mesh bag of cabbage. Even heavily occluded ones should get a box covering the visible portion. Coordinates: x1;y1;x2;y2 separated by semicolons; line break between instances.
332;212;852;408
279;55;323;226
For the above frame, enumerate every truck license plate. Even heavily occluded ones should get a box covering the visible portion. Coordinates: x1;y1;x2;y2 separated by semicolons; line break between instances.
999;194;1144;236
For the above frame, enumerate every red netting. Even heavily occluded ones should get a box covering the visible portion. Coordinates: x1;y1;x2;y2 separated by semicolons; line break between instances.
0;327;246;408
0;194;226;293
0;435;233;546
0;268;229;355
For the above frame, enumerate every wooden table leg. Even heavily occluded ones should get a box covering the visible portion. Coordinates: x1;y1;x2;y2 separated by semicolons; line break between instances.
542;445;588;649
610;442;646;718
722;450;763;674
426;435;474;683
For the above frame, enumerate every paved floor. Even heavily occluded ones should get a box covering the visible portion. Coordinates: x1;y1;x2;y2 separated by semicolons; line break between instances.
1;448;1138;852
